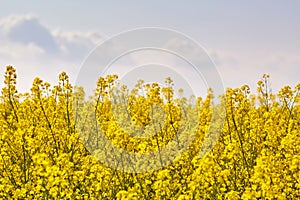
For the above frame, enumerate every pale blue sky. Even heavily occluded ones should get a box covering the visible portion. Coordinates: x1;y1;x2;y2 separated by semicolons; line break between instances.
2;1;299;48
0;1;300;95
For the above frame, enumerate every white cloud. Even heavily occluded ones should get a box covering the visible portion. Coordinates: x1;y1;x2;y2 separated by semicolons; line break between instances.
0;14;106;60
52;30;105;59
0;14;58;53
0;14;106;92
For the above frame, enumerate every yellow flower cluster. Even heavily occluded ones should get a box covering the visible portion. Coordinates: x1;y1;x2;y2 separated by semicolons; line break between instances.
0;66;300;199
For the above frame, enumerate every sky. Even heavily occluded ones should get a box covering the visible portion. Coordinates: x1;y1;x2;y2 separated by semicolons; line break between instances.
0;1;300;97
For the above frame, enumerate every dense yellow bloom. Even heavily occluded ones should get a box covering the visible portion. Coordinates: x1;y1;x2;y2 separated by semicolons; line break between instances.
0;66;300;199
